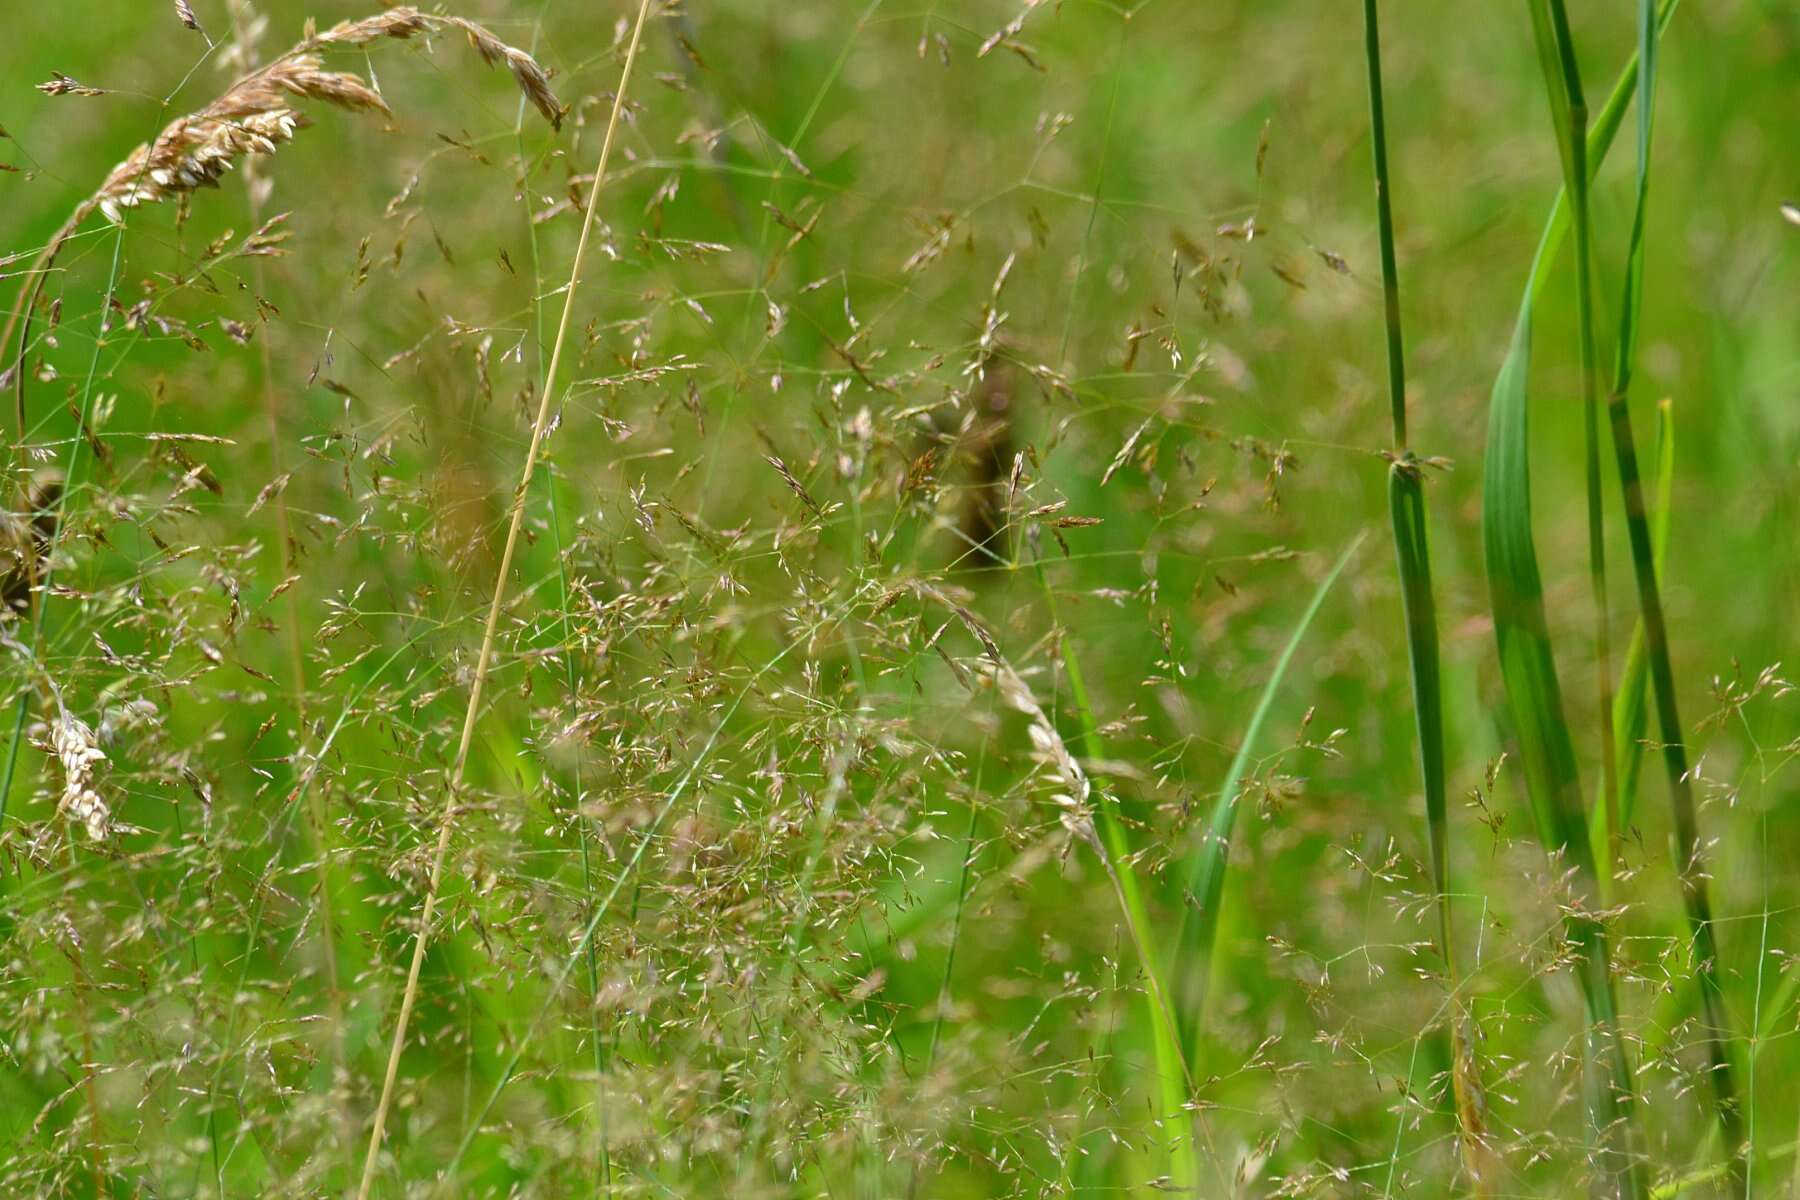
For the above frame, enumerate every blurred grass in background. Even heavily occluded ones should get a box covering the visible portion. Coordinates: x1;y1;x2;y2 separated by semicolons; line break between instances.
0;0;1795;1195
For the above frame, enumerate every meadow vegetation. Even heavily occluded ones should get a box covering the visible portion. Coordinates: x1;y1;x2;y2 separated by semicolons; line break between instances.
1;1;1796;1196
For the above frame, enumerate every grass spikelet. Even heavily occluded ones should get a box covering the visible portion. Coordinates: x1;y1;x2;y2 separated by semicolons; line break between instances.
49;707;109;841
442;15;564;129
2;5;561;435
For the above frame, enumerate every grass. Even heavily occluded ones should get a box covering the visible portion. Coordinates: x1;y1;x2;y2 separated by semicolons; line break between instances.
1357;0;1487;1183
353;3;652;1193
0;1;1794;1197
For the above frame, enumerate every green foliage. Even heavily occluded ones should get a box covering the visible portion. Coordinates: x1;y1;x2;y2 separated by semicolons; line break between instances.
0;1;1793;1197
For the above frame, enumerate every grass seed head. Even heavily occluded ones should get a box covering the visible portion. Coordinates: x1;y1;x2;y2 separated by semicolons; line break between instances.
51;710;110;841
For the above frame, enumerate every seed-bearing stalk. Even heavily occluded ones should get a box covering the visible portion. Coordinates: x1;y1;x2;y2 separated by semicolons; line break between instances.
354;3;655;1195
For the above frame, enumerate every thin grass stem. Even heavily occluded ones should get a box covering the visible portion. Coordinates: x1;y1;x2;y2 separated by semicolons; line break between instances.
354;5;656;1195
1359;1;1489;1183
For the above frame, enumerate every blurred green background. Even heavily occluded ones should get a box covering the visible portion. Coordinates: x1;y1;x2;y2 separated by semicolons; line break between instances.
1;0;1795;1196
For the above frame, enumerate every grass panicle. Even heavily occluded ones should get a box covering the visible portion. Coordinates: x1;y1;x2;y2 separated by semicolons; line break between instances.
2;6;560;440
0;0;1788;1195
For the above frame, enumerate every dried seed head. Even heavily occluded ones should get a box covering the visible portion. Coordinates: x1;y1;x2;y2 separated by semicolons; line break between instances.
71;7;561;230
443;16;564;129
51;711;111;841
37;72;106;98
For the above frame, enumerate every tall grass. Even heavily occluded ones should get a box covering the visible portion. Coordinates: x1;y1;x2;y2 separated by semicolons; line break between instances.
1356;0;1488;1183
1602;0;1741;1166
354;4;654;1194
1480;0;1748;1192
0;2;1790;1196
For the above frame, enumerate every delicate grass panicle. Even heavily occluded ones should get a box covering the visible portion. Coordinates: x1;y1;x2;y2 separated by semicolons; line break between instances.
357;2;651;1194
0;0;1791;1196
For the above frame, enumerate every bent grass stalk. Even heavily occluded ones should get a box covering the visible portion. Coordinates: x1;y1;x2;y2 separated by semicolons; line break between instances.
1358;0;1490;1184
353;3;656;1195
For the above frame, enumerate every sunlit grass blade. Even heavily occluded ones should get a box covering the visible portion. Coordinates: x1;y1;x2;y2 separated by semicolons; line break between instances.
1359;1;1489;1181
1603;0;1742;1161
1174;532;1364;1056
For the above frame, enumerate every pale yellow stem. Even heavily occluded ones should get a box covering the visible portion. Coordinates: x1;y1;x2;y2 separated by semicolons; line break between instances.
353;4;656;1195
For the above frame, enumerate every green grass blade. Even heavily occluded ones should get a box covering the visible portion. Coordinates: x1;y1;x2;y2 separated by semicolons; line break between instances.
1487;0;1654;1164
1030;560;1202;1194
1482;313;1591;868
1359;3;1489;1178
1517;0;1680;314
1602;0;1742;1159
1602;398;1672;840
1388;468;1449;955
1481;7;1680;1191
1484;304;1646;1199
1526;2;1580;191
1531;0;1621;892
1175;533;1365;1056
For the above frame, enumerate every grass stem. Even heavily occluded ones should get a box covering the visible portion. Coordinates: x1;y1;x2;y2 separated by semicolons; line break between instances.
354;4;656;1194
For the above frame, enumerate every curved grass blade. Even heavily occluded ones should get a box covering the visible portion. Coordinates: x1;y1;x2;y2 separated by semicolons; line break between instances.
1174;532;1365;1056
1485;302;1647;1200
1479;5;1681;1193
1531;0;1622;892
1028;561;1203;1194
